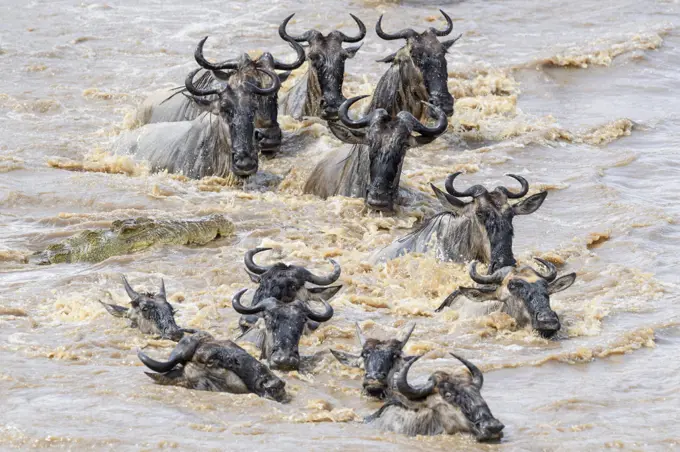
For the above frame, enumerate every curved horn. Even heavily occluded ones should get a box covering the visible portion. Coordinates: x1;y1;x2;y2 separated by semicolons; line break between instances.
248;68;281;96
137;337;200;373
273;38;306;70
338;95;374;129
398;322;416;349
355;322;366;347
450;353;483;389
194;36;238;71
304;259;341;286
375;14;416;41
231;289;270;315
496;174;529;199
278;13;314;42
444;172;488;198
532;257;557;282
469;261;507;285
244;248;273;275
122;275;138;300
432;10;453;37
306;299;334;323
137;350;182;373
337;14;366;43
185;68;222;97
398;102;448;137
159;279;166;298
396;355;435;400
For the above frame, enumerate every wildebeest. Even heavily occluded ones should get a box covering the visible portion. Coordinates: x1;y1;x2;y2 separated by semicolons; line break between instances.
371;172;547;268
100;276;194;341
436;258;577;338
330;322;416;399
365;354;504;441
113;39;287;179
304;96;448;211
136;34;306;153
231;287;335;371
278;13;365;120
137;331;288;402
369;10;462;119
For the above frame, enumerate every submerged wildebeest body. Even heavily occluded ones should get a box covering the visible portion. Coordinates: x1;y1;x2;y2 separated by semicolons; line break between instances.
100;277;194;341
371;173;547;269
304;96;448;211
277;13;365;120
437;258;577;338
366;354;504;441
137;331;288;402
331;322;416;399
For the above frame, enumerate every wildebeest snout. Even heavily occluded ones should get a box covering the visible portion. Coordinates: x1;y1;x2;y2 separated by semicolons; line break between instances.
270;349;300;371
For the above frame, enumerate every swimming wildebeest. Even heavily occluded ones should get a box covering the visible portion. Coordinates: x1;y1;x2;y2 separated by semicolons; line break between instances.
231;286;335;371
371;172;547;268
365;354;504;441
113;39;288;179
330;322;416;399
137;331;288;402
100;276;194;341
278;13;366;120
304;95;448;211
369;10;462;119
436;258;577;338
136;34;306;153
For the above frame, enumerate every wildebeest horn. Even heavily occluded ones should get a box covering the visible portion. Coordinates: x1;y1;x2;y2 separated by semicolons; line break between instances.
279;13;314;42
185;68;223;97
398;322;416;349
137;336;200;373
444;172;488;198
194;36;238;71
122;275;139;300
532;258;557;282
398;102;448;137
375;15;416;41
304;259;341;286
396;355;435;400
248;68;281;95
244;248;273;275
497;174;529;199
355;322;366;347
306;299;334;323
450;353;483;389
338;95;374;129
232;289;270;315
273;37;306;71
159;279;166;298
337;14;366;43
469;261;508;285
432;10;453;37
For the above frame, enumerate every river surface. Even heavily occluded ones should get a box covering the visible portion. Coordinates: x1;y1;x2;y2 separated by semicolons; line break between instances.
1;0;680;450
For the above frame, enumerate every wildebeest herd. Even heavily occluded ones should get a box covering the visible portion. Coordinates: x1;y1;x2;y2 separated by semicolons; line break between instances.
101;11;578;442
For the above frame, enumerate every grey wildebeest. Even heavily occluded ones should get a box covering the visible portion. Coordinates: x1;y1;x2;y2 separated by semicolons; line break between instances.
113;39;286;179
99;276;194;342
369;10;462;119
371;172;548;268
137;331;288;402
303;95;448;211
365;354;504;441
330;322;416;399
135;34;306;154
436;258;577;338
277;13;366;120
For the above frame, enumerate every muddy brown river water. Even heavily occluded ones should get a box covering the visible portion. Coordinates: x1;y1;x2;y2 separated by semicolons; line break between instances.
1;0;680;450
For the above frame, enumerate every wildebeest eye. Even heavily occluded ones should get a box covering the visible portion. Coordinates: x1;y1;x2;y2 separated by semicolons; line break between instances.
507;280;521;291
444;392;452;398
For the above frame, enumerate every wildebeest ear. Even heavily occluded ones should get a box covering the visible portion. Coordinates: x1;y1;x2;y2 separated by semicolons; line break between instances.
344;43;363;59
277;71;292;83
376;51;397;63
327;121;366;144
512;191;547;216
99;301;129;318
182;93;220;115
402;355;418;365
459;287;498;303
430;183;467;212
245;270;261;284
408;135;439;148
441;33;463;52
144;368;186;386
548;272;576;295
308;285;343;301
330;349;362;368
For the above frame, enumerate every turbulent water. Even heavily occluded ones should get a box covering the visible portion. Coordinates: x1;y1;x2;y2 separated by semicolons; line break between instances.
1;0;679;450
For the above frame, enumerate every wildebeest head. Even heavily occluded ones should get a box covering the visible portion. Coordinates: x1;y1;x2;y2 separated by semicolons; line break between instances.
279;13;365;119
185;36;304;174
337;95;448;211
232;288;334;371
430;172;547;272
331;322;416;399
137;331;287;402
389;354;504;441
100;276;186;341
375;10;461;117
437;259;576;338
